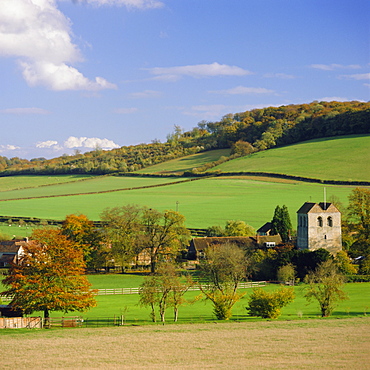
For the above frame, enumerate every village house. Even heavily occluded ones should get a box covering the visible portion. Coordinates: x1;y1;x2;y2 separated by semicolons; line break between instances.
187;234;283;260
0;239;27;268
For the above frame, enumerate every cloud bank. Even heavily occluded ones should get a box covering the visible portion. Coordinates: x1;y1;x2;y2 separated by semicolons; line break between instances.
34;136;120;155
0;0;116;91
310;64;361;71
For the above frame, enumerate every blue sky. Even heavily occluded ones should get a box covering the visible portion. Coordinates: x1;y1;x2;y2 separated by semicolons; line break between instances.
0;0;369;159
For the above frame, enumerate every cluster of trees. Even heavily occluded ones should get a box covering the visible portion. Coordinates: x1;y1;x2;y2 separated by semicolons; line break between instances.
205;220;256;237
59;207;191;274
1;101;369;176
137;243;348;321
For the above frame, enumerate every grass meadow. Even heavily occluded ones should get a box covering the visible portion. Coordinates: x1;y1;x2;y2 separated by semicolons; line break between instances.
136;148;231;174
0;174;93;192
212;135;370;182
0;176;361;229
0;135;368;230
82;278;370;324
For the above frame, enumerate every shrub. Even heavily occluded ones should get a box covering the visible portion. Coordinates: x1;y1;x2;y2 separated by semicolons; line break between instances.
246;286;295;319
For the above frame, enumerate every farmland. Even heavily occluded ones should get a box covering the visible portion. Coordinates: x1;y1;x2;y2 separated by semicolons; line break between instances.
0;135;369;233
1;317;369;369
0;176;359;230
211;134;370;182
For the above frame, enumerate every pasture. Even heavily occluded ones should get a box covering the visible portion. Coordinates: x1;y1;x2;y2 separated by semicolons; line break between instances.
212;135;370;182
81;280;370;324
0;174;93;192
137;148;231;174
0;176;360;229
0;135;368;230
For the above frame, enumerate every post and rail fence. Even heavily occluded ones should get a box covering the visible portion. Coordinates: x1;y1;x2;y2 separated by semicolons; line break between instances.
95;281;266;295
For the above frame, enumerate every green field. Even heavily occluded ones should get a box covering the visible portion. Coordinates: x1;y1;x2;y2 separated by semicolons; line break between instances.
0;175;184;200
82;279;370;324
136;148;231;174
2;274;367;324
0;176;360;229
0;135;368;230
0;175;93;192
2;274;368;323
212;135;370;181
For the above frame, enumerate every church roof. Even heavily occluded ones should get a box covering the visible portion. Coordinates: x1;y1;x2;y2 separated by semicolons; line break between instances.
297;202;339;214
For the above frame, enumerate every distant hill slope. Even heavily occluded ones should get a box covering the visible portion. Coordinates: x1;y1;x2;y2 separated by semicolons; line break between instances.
210;135;370;182
136;149;230;174
0;101;368;176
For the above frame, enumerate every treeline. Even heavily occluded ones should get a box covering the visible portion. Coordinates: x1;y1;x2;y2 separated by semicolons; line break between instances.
1;100;369;176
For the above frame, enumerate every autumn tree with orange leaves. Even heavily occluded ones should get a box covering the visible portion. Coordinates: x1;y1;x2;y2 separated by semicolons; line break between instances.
1;229;96;324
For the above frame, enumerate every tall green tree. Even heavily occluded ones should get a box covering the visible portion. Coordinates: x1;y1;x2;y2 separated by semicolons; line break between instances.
346;188;370;258
271;205;292;242
1;229;96;324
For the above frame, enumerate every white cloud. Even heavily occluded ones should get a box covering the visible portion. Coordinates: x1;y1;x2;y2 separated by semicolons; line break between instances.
0;0;116;91
338;73;370;81
209;86;274;95
310;64;361;71
148;62;252;81
71;0;164;9
64;136;120;149
128;90;162;98
0;107;50;115
114;107;138;114
0;144;20;152
20;60;117;91
36;140;59;148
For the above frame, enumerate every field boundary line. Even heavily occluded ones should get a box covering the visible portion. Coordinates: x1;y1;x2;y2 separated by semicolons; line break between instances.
0;176;211;202
94;281;266;295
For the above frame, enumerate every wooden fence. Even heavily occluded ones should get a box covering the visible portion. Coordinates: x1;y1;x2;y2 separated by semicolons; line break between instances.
0;317;42;329
95;281;266;295
47;316;83;328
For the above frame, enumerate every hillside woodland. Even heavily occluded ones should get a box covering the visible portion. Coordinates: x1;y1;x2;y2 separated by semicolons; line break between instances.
1;101;369;175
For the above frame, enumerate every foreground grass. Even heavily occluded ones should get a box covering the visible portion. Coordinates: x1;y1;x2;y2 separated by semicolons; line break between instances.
1;318;369;369
212;135;370;182
81;281;369;324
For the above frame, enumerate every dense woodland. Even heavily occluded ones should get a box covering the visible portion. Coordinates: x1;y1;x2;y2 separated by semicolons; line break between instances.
1;100;369;175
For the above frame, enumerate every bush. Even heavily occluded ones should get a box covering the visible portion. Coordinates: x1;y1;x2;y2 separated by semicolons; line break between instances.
246;286;295;319
345;274;370;282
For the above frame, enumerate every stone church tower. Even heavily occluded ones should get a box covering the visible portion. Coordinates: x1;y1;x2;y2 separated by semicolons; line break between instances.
296;202;342;254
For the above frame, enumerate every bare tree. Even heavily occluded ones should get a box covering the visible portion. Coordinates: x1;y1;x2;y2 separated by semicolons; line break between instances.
304;259;348;317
